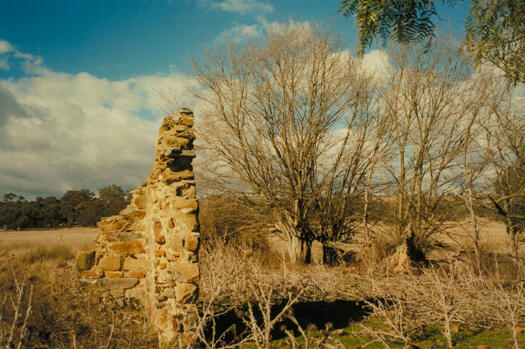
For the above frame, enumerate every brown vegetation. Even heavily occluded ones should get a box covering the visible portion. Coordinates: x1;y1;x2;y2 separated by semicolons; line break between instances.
2;228;523;348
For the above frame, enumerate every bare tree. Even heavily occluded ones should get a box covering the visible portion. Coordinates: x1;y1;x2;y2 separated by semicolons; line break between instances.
479;73;525;261
457;73;490;272
378;42;480;253
191;24;376;263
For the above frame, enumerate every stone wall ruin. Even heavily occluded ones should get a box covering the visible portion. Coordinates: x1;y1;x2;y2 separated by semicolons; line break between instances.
76;108;200;344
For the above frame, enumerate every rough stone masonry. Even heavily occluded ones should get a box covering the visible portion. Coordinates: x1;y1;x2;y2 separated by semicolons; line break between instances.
77;108;200;344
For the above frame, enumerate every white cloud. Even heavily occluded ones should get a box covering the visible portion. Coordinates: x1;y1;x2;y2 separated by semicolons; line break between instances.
215;23;263;44
209;0;274;15
262;19;312;36
0;40;13;55
358;49;390;83
215;18;312;45
0;67;196;198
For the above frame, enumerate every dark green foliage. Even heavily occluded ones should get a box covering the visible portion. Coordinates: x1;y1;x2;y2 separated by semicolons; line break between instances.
75;199;104;227
99;184;128;217
0;185;130;230
338;0;453;54
466;0;525;83
60;189;96;228
339;0;524;83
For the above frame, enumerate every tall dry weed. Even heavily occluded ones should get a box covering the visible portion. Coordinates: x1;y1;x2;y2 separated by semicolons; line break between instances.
0;246;158;349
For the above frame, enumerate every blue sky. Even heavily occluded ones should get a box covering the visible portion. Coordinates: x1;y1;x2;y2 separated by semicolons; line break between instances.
0;0;471;198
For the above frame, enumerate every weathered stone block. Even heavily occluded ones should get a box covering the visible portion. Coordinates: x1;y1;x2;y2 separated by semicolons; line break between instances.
154;221;162;234
180;184;196;198
126;287;145;300
76;250;96;271
131;190;147;209
105;271;124;278
172;262;199;283
164;169;194;183
98;254;121;271
172;212;198;232
155;234;166;244
85;278;139;290
126;271;146;278
166;248;182;261
175;283;197;303
166;234;184;250
109;240;145;255
98;217;123;233
183;233;200;251
110;289;125;299
157;270;172;283
154;221;166;244
79;269;103;279
180;115;194;127
163;288;175;298
171;199;198;211
123;255;147;272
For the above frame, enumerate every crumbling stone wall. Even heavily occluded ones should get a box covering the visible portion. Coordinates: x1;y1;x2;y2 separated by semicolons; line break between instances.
77;108;200;343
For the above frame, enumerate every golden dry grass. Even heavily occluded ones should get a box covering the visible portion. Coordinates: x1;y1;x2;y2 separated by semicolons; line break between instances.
0;228;157;349
0;227;97;259
434;219;525;256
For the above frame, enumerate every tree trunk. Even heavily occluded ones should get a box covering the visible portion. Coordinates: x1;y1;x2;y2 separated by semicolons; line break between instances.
302;240;312;264
284;235;312;264
323;243;339;266
286;234;302;263
509;226;520;262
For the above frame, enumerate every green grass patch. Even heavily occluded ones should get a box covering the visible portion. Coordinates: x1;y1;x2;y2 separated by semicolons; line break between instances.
240;321;525;348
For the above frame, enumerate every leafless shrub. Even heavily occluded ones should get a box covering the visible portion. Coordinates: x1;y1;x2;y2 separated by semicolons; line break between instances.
283;318;346;349
475;262;525;349
0;251;157;349
356;259;525;348
241;272;303;349
187;237;256;348
197;236;372;347
0;271;33;349
356;275;420;348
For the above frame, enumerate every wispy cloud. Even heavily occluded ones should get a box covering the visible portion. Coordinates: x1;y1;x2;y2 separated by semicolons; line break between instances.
202;0;274;15
0;39;42;72
215;23;263;44
0;59;9;70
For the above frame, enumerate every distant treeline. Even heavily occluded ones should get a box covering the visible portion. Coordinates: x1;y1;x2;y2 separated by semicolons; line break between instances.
0;185;129;230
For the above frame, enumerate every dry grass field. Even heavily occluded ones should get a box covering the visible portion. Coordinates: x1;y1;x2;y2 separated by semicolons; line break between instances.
0;227;97;256
0;226;524;348
439;220;524;256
